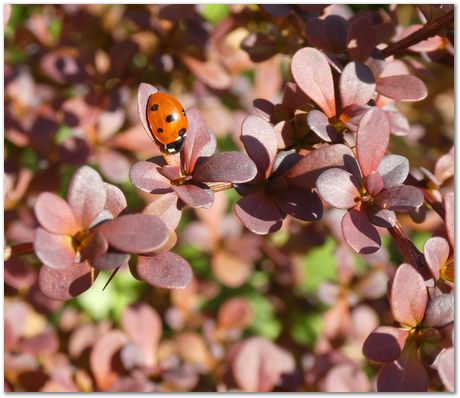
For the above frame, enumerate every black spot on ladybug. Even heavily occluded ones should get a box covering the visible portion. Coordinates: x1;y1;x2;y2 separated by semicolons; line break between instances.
181;108;186;116
151;104;159;111
157;128;163;133
166;114;178;123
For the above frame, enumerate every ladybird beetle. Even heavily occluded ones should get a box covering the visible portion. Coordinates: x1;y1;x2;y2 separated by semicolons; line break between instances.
146;92;188;154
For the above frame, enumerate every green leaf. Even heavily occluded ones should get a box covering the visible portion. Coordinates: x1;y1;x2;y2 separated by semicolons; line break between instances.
291;311;323;347
412;231;431;252
55;125;72;144
297;236;338;294
49;18;61;39
201;4;230;26
245;291;281;340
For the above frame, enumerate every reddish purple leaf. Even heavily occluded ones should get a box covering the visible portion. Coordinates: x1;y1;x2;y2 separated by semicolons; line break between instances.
218;298;253;330
305;16;348;54
324;363;370;392
444;192;454;247
390;263;428;327
291;47;336;118
90;330;128;391
97;150;130;183
34;192;79;235
307;110;337;142
377;154;409;188
368;207;396;228
234;191;283;235
39;262;94;300
424;293;454;328
317;168;360;209
339;62;375;109
356;107;390;176
104;183;127;217
34;228;76;270
143;192;181;230
67;166;107;229
79;231;108;264
19;330;59;355
376;75;428;101
97;214;169;254
253;98;274;121
435;347;454;392
129;161;172;194
122;303;162;367
285;144;356;189
181;108;214;174
137;82;159;141
193;152;257;183
386;110;410;136
434;147;454;183
364;171;384;196
276;189;323;221
91;252;130;270
4;258;36;290
377;346;429;392
375;185;424;211
424;236;449;281
136;252;192;289
347;17;377;62
173;183;214;209
341;208;381;254
232;337;295;392
241;115;277;177
362;326;409;363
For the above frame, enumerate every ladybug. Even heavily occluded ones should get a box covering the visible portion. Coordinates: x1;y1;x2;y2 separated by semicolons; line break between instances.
146;92;188;154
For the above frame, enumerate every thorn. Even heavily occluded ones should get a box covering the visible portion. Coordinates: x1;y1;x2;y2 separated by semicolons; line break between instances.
102;267;120;291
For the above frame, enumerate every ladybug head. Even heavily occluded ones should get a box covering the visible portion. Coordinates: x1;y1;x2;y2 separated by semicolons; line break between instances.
165;130;186;154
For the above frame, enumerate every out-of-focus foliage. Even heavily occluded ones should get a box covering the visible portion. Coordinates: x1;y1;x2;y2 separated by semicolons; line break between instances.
4;4;454;393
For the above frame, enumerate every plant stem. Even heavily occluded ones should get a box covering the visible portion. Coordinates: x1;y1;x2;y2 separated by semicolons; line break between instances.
388;221;426;269
406;173;446;220
207;182;233;192
4;242;35;261
382;9;454;58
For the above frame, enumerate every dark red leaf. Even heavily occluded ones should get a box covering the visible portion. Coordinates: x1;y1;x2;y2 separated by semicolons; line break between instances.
97;214;168;254
435;347;454;392
424;236;449;281
217;298;253;330
291;47;336;118
390;263;428;327
34;228;76;270
39;262;94;300
67;166;107;229
305;16;348;54
173;183;214;209
91;252;130;270
241;115;278;177
324;363;370;392
143;192;181;230
234;191;283;235
122;303;162;367
79;231;108;264
232;337;295;392
180;54;231;90
375;185;424;211
193;152;257;183
97;150;131;183
285;144;356;189
104;183;127;217
434;147;454;183
158;165;182;181
129;161;172;194
424;293;454;328
377;154;409;188
276;189;323;221
444;192;454;247
253;98;274;121
5;258;36;290
362;326;408;363
367;207;396;228
341;208;381;254
377;345;429;392
356;107;390;176
376;75;428;101
181;108;214;174
137;82;159;142
307;110;337;142
19;330;59;355
364;171;384;196
136;252;193;289
347;17;377;62
339;62;375;109
34;192;79;235
317;168;360;209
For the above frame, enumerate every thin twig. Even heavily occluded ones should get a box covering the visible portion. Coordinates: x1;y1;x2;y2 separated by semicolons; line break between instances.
382;9;454;58
388;221;426;269
207;182;233;192
406;173;446;220
4;242;35;261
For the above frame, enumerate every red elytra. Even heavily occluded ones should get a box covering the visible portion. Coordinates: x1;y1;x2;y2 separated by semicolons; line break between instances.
146;92;188;154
